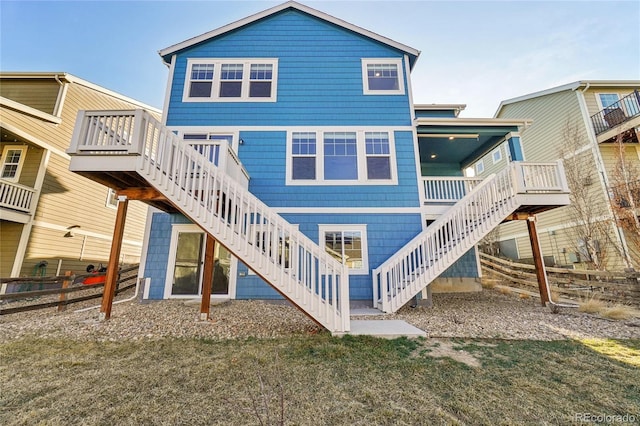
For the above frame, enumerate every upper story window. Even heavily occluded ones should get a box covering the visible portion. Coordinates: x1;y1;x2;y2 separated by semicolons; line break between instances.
219;64;243;98
362;59;405;95
287;130;397;185
189;64;215;98
365;132;391;179
291;132;317;180
475;160;485;175
598;93;620;110
0;145;26;182
183;59;278;102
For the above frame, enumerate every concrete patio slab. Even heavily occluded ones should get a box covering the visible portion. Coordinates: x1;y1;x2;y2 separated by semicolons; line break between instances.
337;320;427;338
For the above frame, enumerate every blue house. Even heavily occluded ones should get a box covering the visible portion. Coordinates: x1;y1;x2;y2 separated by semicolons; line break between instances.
68;1;569;333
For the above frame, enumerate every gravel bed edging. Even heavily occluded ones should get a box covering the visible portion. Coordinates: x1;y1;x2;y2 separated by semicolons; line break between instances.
1;288;639;343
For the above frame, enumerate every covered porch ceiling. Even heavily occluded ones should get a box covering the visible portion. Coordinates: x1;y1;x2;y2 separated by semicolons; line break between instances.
416;118;530;169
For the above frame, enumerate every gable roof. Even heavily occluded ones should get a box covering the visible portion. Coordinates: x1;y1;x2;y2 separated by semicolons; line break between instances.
158;1;420;68
494;80;640;117
0;72;161;113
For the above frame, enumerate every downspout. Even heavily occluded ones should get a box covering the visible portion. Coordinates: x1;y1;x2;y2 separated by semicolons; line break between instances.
74;277;146;313
53;74;67;118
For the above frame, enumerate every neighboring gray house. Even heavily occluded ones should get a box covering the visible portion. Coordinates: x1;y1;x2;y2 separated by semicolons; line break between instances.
474;81;639;270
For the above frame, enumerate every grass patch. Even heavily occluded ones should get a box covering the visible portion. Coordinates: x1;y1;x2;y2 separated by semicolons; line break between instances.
2;336;639;425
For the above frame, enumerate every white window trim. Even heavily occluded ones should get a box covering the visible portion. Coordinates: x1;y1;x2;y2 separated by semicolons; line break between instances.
361;58;405;95
182;58;278;103
475;160;485;175
318;224;369;275
285;129;398;185
492;147;502;164
0;145;27;182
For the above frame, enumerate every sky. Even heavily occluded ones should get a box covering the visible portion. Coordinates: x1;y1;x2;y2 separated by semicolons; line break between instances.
1;0;639;117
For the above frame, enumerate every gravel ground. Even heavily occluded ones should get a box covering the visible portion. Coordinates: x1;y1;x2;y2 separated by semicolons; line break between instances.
1;287;639;342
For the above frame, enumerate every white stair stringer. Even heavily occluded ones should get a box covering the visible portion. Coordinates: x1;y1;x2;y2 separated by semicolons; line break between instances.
71;110;350;333
373;164;527;313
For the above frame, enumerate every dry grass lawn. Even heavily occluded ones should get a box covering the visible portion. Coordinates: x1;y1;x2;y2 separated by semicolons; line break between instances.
2;335;639;425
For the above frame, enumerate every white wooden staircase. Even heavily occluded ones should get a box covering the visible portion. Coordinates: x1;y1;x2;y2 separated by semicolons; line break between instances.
67;109;570;332
67;110;350;333
373;161;570;313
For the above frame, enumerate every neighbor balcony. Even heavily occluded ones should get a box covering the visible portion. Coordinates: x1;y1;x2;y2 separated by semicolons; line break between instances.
590;91;640;140
0;179;36;223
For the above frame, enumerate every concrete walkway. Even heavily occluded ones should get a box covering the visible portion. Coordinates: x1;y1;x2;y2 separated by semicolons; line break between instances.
334;302;428;338
343;319;427;338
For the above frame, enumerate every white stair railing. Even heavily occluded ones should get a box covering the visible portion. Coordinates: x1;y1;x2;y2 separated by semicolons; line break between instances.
373;161;568;313
69;110;350;333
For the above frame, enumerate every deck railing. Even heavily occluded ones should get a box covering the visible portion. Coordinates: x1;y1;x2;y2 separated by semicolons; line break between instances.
421;177;483;203
0;180;36;213
590;90;640;135
68;110;250;188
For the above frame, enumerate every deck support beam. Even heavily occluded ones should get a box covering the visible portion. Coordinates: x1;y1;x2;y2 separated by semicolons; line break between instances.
99;196;129;321
199;235;217;321
526;215;550;306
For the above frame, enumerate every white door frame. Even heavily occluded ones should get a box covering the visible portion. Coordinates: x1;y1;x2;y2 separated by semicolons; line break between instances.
163;224;236;299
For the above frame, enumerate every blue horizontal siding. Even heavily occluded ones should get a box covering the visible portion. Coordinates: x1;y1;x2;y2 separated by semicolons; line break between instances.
240;130;420;208
439;248;479;278
166;10;412;127
280;213;422;300
144;212;480;301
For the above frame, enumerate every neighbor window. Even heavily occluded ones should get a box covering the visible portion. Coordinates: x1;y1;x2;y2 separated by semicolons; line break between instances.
598;93;620;110
0;145;26;182
362;59;405;95
319;225;369;275
492;148;502;164
287;130;397;185
184;59;278;102
475;160;485;175
106;188;118;209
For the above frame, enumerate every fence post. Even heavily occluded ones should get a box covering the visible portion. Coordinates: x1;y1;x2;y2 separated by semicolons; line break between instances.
57;271;73;312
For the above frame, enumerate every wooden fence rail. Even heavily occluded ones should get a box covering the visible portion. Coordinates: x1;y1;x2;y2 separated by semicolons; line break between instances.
0;265;139;315
479;253;640;305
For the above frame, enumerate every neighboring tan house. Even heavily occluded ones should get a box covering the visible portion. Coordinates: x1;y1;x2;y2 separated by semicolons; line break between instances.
66;1;570;333
476;81;639;271
0;72;159;281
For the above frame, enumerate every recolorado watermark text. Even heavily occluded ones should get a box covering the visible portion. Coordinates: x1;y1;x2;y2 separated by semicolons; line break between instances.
574;413;637;424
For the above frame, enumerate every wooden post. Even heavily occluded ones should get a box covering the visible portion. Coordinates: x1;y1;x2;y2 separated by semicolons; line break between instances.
199;234;217;321
99;197;129;321
526;215;550;306
57;271;73;312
